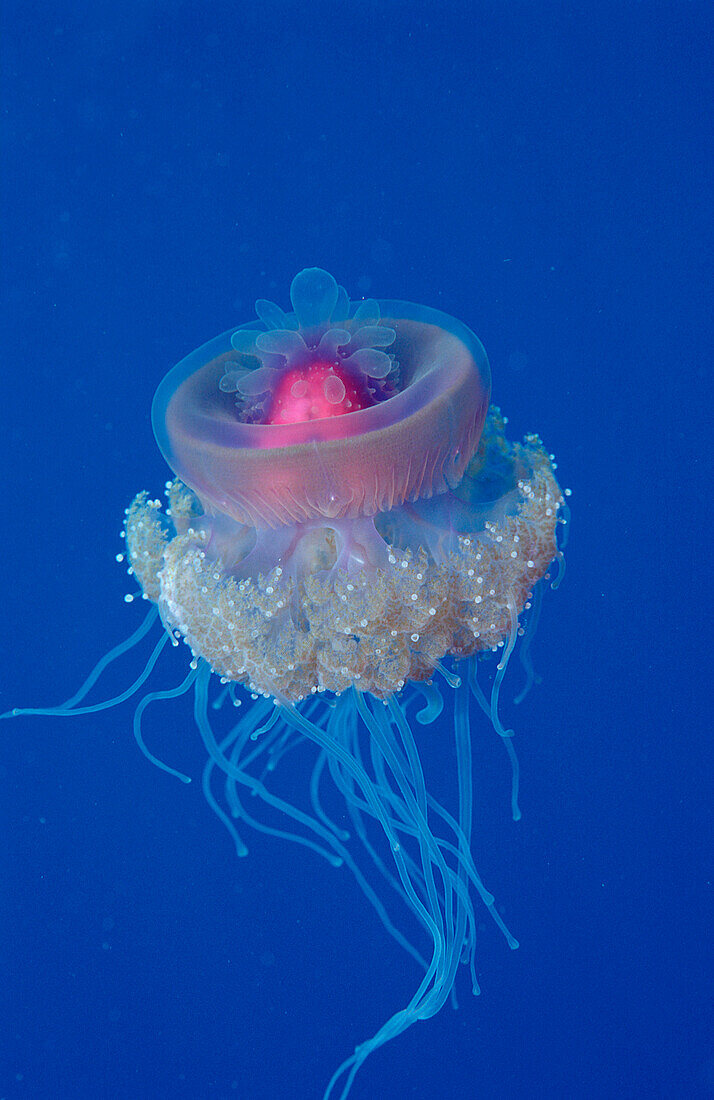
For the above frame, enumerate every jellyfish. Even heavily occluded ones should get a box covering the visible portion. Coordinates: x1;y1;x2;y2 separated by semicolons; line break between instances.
6;269;569;1099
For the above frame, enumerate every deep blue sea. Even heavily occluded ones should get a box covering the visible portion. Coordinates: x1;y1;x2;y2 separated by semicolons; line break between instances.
1;3;710;1098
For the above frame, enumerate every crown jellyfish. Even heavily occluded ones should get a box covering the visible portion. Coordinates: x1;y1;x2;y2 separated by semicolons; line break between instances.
7;269;570;1099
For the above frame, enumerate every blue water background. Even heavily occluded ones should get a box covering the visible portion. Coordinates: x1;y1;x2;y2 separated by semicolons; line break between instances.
1;3;710;1098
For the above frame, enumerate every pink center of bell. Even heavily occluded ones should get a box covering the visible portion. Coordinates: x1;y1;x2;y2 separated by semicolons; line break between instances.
264;361;371;425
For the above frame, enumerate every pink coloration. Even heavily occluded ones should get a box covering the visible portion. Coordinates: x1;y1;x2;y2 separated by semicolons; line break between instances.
265;361;372;425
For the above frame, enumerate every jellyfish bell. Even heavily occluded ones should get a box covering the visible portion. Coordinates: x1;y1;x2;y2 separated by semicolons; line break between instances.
6;268;569;1100
151;267;491;563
